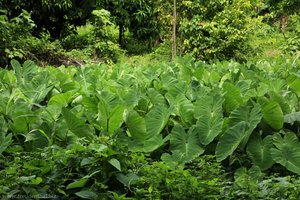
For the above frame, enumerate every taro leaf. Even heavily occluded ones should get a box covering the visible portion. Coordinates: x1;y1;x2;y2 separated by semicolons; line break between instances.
124;110;146;142
116;173;139;187
109;158;121;171
96;96;110;131
216;122;248;162
170;124;204;164
124;106;169;152
0;133;12;155
62;107;94;141
247;134;274;171
147;88;167;106
122;87;140;107
271;132;300;175
262;101;283;131
66;178;88;189
284;112;300;125
75;191;97;200
175;94;194;126
143;134;164;153
234;166;263;188
223;82;243;113
11;59;37;83
287;73;300;95
161;152;183;168
228;103;262;148
48;92;74;107
194;95;224;145
145;105;170;140
108;105;124;135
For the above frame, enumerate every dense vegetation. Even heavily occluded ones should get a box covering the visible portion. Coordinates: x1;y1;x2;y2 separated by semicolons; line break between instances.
1;0;300;199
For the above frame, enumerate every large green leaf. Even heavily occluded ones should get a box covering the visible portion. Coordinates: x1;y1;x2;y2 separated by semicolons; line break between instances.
11;59;37;84
175;94;194;126
287;73;300;95
261;101;283;131
228;103;262;148
96;96;111;132
247;134;274;171
169;124;204;164
143;134;164;153
284;111;300;125
271;132;300;175
0;133;12;155
216;122;248;162
223;82;244;113
145;105;170;140
194;95;224;145
124;110;146;142
62;107;94;141
108;105;124;135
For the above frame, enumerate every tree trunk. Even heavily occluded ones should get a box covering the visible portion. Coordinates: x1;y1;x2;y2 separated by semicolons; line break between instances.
172;0;177;61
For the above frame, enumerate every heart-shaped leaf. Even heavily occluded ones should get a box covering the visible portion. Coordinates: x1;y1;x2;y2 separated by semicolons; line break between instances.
247;133;274;170
194;95;224;145
271;132;300;175
216;121;248;162
169;124;204;164
62;107;94;141
262;101;283;131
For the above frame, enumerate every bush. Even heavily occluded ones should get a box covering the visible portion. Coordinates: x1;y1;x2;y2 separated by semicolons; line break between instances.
130;156;227;199
61;10;124;63
0;9;35;66
179;0;258;61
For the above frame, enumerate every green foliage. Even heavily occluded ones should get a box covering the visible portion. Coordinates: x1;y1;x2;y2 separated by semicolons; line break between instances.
131;156;226;199
61;13;124;63
0;9;35;66
1;55;300;198
179;0;258;61
247;134;275;171
271;132;300;175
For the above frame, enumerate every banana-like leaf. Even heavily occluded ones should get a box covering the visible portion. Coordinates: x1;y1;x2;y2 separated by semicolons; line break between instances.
62;107;94;141
262;101;283;131
194;95;224;145
271;132;300;175
246;133;274;171
216;121;248;162
169;124;204;164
